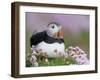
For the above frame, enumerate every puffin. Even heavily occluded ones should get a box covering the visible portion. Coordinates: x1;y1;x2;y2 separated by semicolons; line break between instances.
30;22;66;58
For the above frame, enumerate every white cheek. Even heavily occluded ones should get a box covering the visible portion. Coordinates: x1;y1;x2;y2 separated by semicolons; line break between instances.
51;27;59;34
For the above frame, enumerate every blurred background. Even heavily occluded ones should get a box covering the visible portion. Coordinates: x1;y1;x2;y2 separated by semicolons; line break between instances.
26;12;90;65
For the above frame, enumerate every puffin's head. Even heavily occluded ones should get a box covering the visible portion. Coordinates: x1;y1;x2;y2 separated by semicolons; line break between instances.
46;22;64;39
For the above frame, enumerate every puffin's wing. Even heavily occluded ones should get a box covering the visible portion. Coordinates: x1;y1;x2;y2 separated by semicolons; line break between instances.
30;31;46;47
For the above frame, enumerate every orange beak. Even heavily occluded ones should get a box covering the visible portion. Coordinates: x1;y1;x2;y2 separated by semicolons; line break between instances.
53;28;64;38
57;28;64;39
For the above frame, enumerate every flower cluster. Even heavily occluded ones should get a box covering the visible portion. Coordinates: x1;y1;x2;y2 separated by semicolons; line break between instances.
66;46;89;65
28;45;89;67
29;51;38;67
29;46;49;67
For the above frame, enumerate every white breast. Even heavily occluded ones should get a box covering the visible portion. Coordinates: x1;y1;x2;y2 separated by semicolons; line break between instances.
36;41;65;58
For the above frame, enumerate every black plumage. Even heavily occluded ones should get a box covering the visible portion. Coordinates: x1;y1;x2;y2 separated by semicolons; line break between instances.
30;31;64;47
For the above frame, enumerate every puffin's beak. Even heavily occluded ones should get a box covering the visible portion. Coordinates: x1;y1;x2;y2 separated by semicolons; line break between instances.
57;28;64;38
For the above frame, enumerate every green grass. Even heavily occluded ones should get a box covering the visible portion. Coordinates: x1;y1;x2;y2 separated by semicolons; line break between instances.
26;57;77;67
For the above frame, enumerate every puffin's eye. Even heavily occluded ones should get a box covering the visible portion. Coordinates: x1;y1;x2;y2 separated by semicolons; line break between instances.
52;26;55;29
